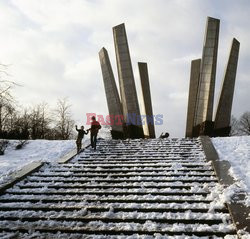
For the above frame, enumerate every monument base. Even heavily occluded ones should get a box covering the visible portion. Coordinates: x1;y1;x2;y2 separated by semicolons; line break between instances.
111;130;125;139
192;121;214;137
125;124;144;139
213;126;231;137
192;121;231;137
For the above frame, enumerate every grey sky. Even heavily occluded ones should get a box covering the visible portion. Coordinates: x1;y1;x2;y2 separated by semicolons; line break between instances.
0;0;249;137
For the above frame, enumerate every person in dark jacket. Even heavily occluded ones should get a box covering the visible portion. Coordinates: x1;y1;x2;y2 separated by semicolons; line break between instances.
88;116;101;150
159;132;169;139
75;125;88;153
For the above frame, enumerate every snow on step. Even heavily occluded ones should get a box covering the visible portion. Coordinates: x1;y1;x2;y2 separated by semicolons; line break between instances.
0;138;237;238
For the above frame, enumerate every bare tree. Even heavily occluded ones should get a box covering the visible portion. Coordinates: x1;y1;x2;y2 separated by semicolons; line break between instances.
0;64;12;96
54;98;74;140
0;64;16;135
29;103;52;139
38;102;52;139
238;112;250;135
0;99;15;133
14;109;30;139
0;64;17;100
230;115;240;136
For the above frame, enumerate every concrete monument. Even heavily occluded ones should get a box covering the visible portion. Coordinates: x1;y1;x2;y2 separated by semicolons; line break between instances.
186;16;240;137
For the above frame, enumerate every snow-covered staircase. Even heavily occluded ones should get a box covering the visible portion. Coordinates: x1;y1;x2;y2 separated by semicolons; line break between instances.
0;138;237;238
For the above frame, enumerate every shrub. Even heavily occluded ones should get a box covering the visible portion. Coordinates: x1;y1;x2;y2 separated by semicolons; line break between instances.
0;140;9;155
15;140;28;150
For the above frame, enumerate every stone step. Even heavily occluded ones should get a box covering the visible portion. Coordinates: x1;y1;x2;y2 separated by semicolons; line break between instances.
82;153;203;156
0;232;235;239
95;146;201;149
77;157;205;161
5;190;210;196
34;170;213;175
0;216;229;225
94;147;202;149
86;159;207;163
95;150;203;153
0;206;228;213
84;149;203;152
42;164;210;169
31;172;215;177
16;180;216;187
46;166;213;172
0;225;236;237
24;178;218;183
16;183;215;189
0;198;214;204
95;144;200;146
43;164;210;169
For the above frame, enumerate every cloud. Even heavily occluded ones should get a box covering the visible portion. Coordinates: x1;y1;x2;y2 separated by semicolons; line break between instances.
0;0;249;137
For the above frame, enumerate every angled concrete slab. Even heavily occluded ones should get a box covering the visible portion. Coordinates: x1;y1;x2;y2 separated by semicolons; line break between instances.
0;161;44;194
186;59;201;137
57;149;77;163
195;17;220;126
99;47;124;138
138;62;155;138
58;144;91;163
113;23;144;138
214;38;240;135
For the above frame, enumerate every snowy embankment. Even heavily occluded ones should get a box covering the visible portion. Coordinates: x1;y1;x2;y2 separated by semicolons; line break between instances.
0;127;111;186
212;136;250;206
0;139;86;185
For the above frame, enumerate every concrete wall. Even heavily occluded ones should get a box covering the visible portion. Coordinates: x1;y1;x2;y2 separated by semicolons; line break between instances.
138;62;155;138
195;17;220;126
185;59;201;137
99;47;124;136
214;38;240;130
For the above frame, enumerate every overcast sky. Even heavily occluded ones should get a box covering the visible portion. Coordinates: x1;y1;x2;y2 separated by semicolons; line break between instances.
0;0;249;137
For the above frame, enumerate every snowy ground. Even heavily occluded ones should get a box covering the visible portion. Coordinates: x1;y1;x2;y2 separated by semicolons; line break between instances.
0;126;111;185
212;136;250;206
0;139;88;185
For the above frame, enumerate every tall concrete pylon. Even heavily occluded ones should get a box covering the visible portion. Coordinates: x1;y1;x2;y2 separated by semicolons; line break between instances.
99;47;124;139
185;59;201;137
138;62;155;138
194;17;220;128
113;23;144;138
214;38;240;136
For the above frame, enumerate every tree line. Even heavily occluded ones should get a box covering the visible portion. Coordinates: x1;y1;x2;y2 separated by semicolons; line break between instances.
0;98;75;140
0;65;75;140
230;112;250;136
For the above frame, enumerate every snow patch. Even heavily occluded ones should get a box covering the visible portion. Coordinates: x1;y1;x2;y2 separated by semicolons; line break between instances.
0;139;88;185
212;136;250;206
